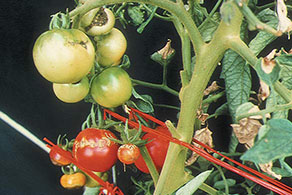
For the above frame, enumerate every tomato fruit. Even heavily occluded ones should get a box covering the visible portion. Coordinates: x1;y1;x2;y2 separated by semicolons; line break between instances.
134;126;170;173
117;144;140;164
33;29;95;83
53;76;90;103
90;67;132;108
60;172;86;189
49;148;71;166
80;8;115;36
95;28;127;67
72;128;119;172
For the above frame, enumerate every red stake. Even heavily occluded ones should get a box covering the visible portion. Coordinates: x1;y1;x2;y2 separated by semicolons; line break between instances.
104;108;292;195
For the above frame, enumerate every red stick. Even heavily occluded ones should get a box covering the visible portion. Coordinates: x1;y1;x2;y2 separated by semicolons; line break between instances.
104;108;292;195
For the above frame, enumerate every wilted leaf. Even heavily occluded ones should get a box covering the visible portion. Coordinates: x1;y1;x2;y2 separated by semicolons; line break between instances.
241;119;292;164
277;0;292;33
231;118;261;148
259;162;282;180
258;80;270;101
186;127;213;165
254;58;280;86
176;170;212;195
204;81;219;96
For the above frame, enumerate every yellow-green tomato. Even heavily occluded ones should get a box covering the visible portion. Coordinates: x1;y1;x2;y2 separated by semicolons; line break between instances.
95;28;127;67
33;29;95;83
91;67;132;108
80;8;115;36
53;77;89;103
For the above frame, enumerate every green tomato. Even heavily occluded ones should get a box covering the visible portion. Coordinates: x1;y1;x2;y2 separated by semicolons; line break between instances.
53;77;89;103
80;8;115;36
33;29;95;83
95;28;127;67
91;67;132;108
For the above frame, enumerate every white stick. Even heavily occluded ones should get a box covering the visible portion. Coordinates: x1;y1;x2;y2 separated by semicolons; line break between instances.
0;111;50;153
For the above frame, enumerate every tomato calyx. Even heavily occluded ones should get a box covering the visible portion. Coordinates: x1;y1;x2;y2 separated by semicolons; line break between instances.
49;134;73;166
49;11;70;30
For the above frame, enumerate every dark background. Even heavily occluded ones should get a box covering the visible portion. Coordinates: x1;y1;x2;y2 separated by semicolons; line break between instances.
1;0;287;195
0;0;185;194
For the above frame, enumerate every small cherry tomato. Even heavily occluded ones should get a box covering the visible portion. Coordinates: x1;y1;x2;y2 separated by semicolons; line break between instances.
90;67;132;108
80;8;115;36
60;172;86;189
95;28;127;67
33;29;95;83
117;144;140;164
72;128;119;172
134;126;170;173
49;149;71;166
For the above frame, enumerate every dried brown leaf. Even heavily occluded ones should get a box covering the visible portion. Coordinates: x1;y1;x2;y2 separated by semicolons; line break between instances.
259;162;282;180
186;127;213;166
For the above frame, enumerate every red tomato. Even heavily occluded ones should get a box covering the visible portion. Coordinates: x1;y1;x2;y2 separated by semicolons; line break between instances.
134;126;170;173
117;144;140;164
49;149;71;166
72;128;119;172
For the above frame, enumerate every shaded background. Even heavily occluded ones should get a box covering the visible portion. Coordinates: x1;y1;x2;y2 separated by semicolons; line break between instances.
0;0;281;194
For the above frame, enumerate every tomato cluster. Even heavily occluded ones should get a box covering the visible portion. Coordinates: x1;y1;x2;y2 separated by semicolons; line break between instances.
33;8;131;108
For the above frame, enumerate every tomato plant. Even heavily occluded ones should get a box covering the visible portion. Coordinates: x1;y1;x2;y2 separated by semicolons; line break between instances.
90;67;132;108
79;7;115;36
134;126;170;173
33;29;95;84
60;172;86;189
28;0;292;194
94;28;127;67
53;76;90;103
117;143;140;164
72;128;119;172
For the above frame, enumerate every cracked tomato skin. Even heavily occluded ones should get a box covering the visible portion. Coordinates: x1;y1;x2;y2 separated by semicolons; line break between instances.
72;128;119;172
117;144;140;164
33;29;95;83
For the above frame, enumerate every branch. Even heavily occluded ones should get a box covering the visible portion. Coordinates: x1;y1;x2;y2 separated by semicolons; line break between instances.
69;0;204;54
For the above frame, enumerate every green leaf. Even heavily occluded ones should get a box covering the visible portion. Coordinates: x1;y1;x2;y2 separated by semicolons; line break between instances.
275;52;292;67
213;179;236;190
83;187;100;195
199;12;220;42
221;50;252;121
241;119;292;164
128;88;154;113
266;89;288;119
175;170;212;195
279;63;292;90
137;6;158;34
254;58;280;86
248;9;278;56
213;103;229;117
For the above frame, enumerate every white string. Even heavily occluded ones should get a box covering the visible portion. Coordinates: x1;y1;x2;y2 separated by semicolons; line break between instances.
0;111;50;153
